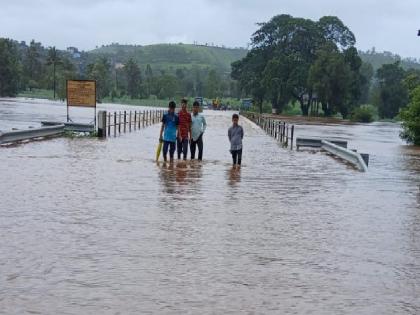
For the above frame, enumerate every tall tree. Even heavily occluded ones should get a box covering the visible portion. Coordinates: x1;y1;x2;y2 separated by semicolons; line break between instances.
317;16;356;50
56;57;77;100
46;47;61;99
342;46;363;117
359;62;374;104
124;58;142;98
308;43;351;117
156;74;178;99
23;40;43;91
0;38;20;96
400;86;420;145
205;69;220;99
86;57;111;101
144;63;154;97
232;14;358;115
376;62;408;118
231;49;266;113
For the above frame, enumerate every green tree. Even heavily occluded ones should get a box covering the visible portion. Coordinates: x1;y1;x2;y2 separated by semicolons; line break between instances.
86;57;111;101
205;69;220;98
400;86;420;144
232;14;357;115
0;38;20;96
124;58;142;98
156;74;178;99
231;50;266;112
317;16;355;50
56;57;77;100
342;46;364;117
359;62;374;104
23;40;43;91
376;62;408;119
144;63;154;97
262;57;293;112
308;43;351;117
46;47;62;99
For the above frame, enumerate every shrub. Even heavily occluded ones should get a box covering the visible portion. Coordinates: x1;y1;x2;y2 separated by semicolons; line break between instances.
351;104;377;123
400;86;420;145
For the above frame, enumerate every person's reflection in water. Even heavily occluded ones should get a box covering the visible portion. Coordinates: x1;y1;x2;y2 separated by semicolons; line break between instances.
157;160;203;195
227;166;241;187
175;160;188;185
157;161;176;194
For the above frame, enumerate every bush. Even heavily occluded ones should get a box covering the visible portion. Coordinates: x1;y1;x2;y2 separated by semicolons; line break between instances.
351;104;377;122
400;86;420;145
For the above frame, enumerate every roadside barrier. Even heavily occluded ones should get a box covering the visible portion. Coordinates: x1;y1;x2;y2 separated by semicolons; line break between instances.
97;109;164;138
0;125;65;145
241;112;295;149
1;109;164;145
321;140;368;172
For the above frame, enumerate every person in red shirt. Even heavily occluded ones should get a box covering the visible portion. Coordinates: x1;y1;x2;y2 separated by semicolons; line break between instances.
177;98;192;160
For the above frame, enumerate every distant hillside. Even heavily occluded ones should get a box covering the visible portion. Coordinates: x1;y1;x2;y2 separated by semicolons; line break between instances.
359;50;420;71
88;43;247;74
89;43;420;75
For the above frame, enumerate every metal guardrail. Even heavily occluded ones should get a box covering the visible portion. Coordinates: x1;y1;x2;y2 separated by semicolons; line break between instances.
321;140;368;172
0;125;65;145
296;137;347;149
41;121;94;132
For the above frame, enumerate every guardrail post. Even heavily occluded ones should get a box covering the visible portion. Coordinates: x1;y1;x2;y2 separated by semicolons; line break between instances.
140;110;142;127
129;111;132;132
97;110;107;138
291;125;294;150
107;112;111;135
114;112;117;137
134;111;137;130
123;111;127;133
272;120;275;137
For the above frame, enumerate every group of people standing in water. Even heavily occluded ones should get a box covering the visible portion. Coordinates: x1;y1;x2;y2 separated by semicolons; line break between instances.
159;99;244;167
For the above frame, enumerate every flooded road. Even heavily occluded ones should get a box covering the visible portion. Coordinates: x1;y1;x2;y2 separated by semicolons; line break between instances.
1;98;420;314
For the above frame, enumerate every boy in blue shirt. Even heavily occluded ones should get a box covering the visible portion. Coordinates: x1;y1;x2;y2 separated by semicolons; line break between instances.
159;101;179;162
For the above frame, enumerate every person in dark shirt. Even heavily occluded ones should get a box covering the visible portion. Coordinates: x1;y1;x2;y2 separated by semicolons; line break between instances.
159;101;179;162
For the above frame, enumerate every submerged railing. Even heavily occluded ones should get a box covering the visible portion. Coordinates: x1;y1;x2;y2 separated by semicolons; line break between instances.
241;112;295;149
98;109;164;138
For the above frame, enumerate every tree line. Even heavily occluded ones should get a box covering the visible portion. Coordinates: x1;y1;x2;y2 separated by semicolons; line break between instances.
230;15;417;119
0;38;240;101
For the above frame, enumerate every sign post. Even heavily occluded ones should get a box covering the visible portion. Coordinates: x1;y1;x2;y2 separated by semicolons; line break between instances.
66;80;97;126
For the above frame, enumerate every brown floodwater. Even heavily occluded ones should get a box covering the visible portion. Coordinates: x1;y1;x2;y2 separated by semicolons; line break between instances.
1;98;420;314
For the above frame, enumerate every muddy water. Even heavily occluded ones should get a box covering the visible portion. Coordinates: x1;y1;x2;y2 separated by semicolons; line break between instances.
1;98;420;314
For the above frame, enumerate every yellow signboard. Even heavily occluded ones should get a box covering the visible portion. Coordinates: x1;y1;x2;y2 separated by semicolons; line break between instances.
67;80;96;107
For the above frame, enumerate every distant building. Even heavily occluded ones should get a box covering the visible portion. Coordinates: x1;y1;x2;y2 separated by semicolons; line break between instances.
115;63;125;70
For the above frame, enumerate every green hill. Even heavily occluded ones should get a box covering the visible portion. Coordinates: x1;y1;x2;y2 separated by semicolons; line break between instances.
88;43;247;74
88;43;420;75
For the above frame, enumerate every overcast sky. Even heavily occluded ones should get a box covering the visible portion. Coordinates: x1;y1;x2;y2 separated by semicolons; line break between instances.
0;0;419;57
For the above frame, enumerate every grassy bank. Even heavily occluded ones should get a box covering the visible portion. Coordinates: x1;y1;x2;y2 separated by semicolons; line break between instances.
18;89;55;100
